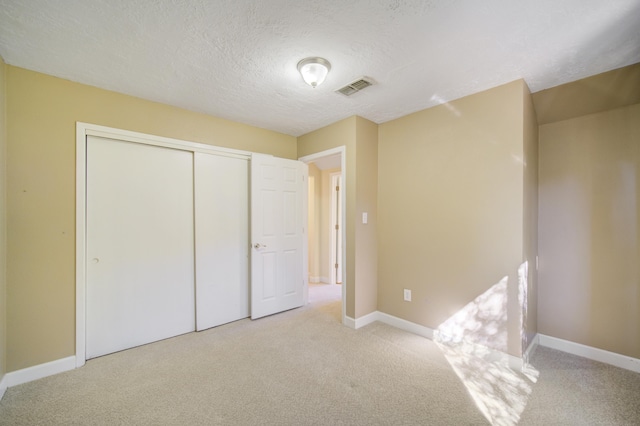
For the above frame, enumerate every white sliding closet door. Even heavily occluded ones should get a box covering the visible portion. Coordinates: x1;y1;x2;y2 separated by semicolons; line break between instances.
195;153;249;330
86;136;195;359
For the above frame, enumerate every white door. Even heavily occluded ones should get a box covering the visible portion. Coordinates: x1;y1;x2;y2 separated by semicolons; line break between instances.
86;136;195;359
251;154;307;319
195;153;249;330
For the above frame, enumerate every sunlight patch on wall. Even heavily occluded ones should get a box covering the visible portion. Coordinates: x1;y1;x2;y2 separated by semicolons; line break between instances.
430;94;461;117
434;271;538;425
434;276;508;353
519;261;529;363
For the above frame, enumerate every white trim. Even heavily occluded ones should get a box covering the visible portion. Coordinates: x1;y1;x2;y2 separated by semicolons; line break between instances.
508;354;525;370
0;375;7;400
329;171;342;285
353;311;379;329
76;125;87;367
299;146;347;326
523;333;540;362
349;310;435;339
347;313;640;374
81;123;251;159
76;122;253;367
538;334;640;373
4;356;76;388
298;147;344;163
374;312;435;339
358;311;526;368
343;316;356;329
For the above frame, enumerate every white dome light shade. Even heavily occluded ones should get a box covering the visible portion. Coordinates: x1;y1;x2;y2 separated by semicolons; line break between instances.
297;57;331;88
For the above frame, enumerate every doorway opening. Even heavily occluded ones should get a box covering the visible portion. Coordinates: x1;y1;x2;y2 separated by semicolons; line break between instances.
299;147;346;325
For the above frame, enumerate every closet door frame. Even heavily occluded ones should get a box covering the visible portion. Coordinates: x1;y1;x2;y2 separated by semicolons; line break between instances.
75;122;251;367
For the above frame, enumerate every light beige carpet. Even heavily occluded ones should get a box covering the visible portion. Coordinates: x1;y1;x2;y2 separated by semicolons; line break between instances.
1;284;638;425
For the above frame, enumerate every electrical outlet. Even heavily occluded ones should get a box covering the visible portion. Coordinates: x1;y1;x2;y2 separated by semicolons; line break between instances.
403;289;411;302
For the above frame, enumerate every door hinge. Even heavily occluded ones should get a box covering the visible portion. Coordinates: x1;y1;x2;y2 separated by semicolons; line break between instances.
336;185;340;191
335;224;339;230
335;263;339;269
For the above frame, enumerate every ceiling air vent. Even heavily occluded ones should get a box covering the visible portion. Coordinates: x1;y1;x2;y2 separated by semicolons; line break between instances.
336;77;374;96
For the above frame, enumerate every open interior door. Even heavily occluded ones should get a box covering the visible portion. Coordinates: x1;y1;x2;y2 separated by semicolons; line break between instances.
251;153;307;319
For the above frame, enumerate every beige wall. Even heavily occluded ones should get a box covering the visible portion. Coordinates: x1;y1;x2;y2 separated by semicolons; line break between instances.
297;116;378;319
538;103;640;359
307;163;321;282
307;164;342;284
6;57;636;377
533;63;640;125
298;117;357;317
0;57;7;382
354;117;378;317
5;66;297;371
320;167;340;283
378;80;526;356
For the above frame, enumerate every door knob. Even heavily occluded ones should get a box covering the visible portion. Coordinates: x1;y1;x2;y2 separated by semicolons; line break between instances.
254;243;267;249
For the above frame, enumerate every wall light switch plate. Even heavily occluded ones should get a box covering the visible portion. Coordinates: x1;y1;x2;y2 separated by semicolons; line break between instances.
403;289;411;302
362;212;368;224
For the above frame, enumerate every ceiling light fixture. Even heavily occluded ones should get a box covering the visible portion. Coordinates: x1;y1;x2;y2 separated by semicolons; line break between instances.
297;57;331;88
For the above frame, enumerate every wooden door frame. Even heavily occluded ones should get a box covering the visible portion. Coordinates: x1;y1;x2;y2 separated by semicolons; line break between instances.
75;122;250;367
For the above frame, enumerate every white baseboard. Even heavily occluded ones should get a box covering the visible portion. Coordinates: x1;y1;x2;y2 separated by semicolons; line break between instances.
538;334;640;373
350;310;434;339
343;316;356;329
353;311;380;329
348;312;640;374
374;312;435;339
523;334;540;362
359;311;525;368
308;276;321;283
0;374;7;400
4;356;77;388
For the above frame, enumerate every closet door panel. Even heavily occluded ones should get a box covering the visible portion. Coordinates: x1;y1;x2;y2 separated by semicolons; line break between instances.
195;153;249;330
86;136;195;359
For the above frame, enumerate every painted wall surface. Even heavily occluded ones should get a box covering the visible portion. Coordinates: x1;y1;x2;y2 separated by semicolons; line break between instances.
307;163;321;282
378;81;525;356
533;63;640;125
320;168;340;283
298;117;357;318
307;164;341;284
0;57;7;382
538;103;640;359
298;116;378;320
5;66;297;371
522;82;539;354
354;117;378;318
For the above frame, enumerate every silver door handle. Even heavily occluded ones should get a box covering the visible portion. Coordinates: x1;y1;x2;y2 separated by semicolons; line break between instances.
254;243;267;249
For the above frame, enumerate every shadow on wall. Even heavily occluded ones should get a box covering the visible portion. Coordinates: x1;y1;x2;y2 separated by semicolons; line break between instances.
433;264;538;426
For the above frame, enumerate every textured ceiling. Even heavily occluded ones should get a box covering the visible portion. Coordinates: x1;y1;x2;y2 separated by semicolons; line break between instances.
0;0;639;136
